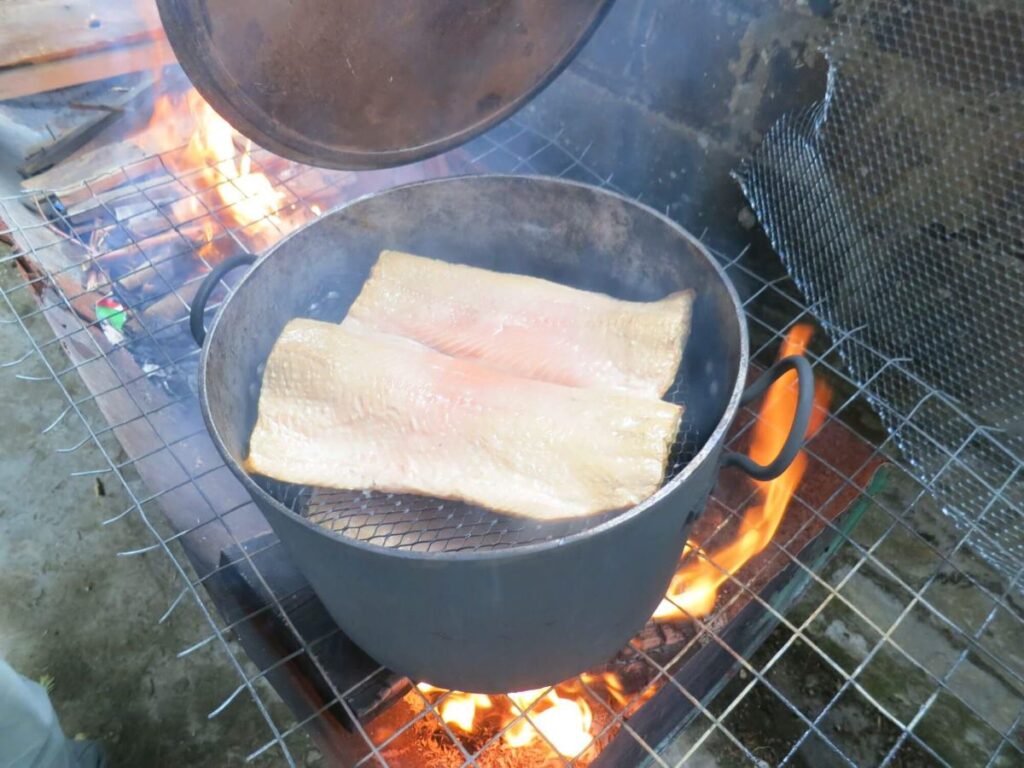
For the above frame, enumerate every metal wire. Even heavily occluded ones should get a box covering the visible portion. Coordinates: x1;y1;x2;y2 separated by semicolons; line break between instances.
0;112;1020;768
737;0;1024;591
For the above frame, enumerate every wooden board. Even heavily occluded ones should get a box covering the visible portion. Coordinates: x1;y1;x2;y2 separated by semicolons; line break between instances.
18;74;157;177
0;36;176;101
21;100;195;190
0;0;172;100
0;0;162;69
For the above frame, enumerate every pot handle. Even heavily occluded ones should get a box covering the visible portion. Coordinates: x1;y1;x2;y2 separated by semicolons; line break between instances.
721;355;814;481
189;254;257;346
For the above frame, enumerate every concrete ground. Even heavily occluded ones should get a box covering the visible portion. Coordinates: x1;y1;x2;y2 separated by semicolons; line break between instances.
0;103;310;767
0;261;300;767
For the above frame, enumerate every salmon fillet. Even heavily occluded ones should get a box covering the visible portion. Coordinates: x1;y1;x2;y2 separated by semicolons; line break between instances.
342;250;693;399
245;319;683;520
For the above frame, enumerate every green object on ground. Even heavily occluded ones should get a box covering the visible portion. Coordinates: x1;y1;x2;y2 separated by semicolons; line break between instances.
94;298;126;332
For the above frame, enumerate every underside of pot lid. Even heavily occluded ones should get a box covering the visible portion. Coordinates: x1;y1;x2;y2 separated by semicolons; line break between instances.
155;0;613;170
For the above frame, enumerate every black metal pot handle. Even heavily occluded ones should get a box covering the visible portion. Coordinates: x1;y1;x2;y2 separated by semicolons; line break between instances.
189;254;257;346
721;355;814;481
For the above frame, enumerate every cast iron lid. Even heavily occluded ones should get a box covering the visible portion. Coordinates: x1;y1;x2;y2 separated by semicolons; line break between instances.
156;0;612;170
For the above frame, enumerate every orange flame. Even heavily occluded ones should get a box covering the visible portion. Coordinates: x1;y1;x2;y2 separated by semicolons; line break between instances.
147;89;284;235
417;683;596;758
507;688;593;756
653;324;830;620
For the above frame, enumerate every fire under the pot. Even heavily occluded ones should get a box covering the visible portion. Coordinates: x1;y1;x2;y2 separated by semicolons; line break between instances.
356;326;834;767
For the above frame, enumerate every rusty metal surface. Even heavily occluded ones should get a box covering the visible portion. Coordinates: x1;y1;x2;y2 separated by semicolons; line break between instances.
156;0;612;169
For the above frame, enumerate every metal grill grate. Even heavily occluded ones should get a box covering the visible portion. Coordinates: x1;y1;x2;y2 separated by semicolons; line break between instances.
0;110;1021;767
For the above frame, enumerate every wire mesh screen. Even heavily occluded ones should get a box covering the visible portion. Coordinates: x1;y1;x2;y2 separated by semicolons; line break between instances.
736;0;1024;587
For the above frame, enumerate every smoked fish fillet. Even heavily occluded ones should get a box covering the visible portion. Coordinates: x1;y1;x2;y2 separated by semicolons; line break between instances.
245;319;683;520
343;250;693;399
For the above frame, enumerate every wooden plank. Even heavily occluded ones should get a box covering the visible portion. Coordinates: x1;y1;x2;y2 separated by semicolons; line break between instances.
18;107;125;177
18;74;157;177
0;36;176;101
21;141;156;191
0;0;162;69
21;103;195;191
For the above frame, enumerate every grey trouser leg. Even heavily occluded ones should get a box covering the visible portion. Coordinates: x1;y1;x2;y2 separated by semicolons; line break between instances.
0;656;74;768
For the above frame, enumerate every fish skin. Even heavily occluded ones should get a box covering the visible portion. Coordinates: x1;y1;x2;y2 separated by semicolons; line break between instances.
245;319;683;520
342;250;693;399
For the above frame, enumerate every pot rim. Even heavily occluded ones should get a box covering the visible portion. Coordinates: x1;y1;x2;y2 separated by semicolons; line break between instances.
198;174;751;563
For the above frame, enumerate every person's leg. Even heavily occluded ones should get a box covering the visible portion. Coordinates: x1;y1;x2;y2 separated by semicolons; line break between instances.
0;657;104;768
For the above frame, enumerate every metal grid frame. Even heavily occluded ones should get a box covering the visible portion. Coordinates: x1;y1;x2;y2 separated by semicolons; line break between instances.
0;113;1020;767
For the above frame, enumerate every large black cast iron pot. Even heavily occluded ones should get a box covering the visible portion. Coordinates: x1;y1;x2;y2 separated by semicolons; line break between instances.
190;175;813;692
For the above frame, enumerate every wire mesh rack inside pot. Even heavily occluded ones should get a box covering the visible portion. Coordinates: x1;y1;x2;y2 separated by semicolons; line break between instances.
0;108;1021;768
263;386;703;554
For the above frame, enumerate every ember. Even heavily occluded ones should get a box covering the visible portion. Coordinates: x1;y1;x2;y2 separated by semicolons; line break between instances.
414;683;596;759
